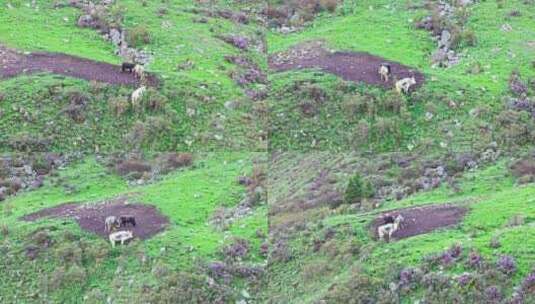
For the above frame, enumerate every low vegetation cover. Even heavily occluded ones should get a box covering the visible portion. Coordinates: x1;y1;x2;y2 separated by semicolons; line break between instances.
0;152;267;303
265;151;535;303
0;0;534;302
0;0;268;152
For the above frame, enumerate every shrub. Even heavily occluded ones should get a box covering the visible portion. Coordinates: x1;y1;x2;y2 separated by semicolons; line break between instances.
302;261;331;282
467;61;483;74
354;119;370;143
461;29;477;47
222;238;250;260
510;158;535;181
126;25;151;47
467;251;483;269
260;242;269;257
522;269;535;292
221;35;249;49
157;6;168;16
65;265;87;286
508;10;521;17
299;100;319;117
456;273;473;287
49;266;67;289
382;92;405;114
31;230;53;248
489;236;501;248
207;261;231;281
144;88;168;112
399;267;423;291
151;261;171;278
485;286;503;303
156;153;193;173
270;239;292;263
109;96;130;117
301;84;327;102
497;255;516;275
2;202;13;216
8;132;51;152
115;159;152;179
447;243;463;258
323;268;382;303
341;94;367;120
344;173;374;205
108;4;126;27
56;243;83;265
509;71;528;96
84;288;106;304
320;0;338;12
1;224;8;237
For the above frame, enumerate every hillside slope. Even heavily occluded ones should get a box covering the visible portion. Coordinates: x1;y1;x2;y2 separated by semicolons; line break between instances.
0;152;267;303
0;0;268;151
267;0;535;151
265;152;535;303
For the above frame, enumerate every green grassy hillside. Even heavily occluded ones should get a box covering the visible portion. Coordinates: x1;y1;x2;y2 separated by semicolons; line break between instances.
267;0;535;151
265;152;535;303
0;152;267;303
0;0;267;151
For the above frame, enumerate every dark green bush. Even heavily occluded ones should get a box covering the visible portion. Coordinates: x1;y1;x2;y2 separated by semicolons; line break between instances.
344;173;374;205
127;25;151;47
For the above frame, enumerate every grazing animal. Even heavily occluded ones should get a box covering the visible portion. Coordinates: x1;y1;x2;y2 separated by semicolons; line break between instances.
131;86;146;109
109;230;133;248
133;64;145;81
104;216;119;232
378;63;392;82
382;214;395;225
122;62;135;73
395;77;417;94
119;215;136;228
378;214;404;242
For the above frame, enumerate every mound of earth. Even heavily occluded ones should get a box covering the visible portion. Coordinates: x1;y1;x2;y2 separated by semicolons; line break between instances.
0;45;157;86
371;204;467;240
269;40;425;90
22;196;169;240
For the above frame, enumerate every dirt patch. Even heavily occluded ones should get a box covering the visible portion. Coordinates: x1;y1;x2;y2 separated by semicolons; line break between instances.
269;41;425;90
370;204;467;240
0;45;158;86
21;196;169;240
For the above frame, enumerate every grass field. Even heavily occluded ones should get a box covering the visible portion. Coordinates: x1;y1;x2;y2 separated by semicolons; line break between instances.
267;0;535;151
0;0;267;151
265;154;535;303
0;153;267;303
0;0;534;302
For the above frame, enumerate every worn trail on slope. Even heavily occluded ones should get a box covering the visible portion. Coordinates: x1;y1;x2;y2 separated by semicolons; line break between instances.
269;41;425;90
0;45;157;86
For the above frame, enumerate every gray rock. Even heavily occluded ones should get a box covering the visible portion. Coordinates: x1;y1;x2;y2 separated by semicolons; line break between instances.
109;28;122;46
224;100;239;110
77;14;97;28
458;0;473;6
439;30;451;49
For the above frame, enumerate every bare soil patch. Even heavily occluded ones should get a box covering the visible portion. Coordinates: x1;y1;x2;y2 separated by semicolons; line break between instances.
269;41;425;90
370;204;467;240
0;45;157;86
22;196;169;240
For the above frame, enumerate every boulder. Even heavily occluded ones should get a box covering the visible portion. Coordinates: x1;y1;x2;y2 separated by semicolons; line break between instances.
439;30;451;50
77;14;97;28
109;28;122;46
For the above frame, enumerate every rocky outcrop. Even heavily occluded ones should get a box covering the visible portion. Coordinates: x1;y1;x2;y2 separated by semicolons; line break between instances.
71;0;152;65
0;154;69;201
415;1;472;68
